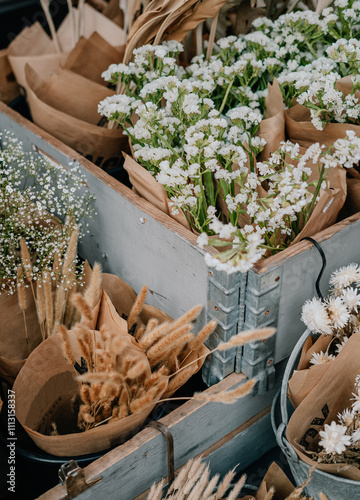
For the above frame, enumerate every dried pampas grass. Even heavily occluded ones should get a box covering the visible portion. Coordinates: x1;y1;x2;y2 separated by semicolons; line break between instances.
147;456;247;500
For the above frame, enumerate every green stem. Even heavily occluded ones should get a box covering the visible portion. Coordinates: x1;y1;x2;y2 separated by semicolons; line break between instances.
219;78;235;115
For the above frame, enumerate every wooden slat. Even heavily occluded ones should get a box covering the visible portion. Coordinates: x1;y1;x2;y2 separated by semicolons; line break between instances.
37;369;283;500
255;212;360;274
134;406;275;500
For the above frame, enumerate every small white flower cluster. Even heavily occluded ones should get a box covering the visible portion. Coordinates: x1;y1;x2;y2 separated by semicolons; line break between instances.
318;377;360;456
0;132;95;295
101;41;184;92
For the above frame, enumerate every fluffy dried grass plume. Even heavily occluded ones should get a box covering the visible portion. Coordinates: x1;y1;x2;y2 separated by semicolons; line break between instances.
59;292;169;432
147;456;246;500
83;262;102;310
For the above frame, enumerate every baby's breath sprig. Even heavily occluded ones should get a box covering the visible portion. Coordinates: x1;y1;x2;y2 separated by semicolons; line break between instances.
0;132;95;295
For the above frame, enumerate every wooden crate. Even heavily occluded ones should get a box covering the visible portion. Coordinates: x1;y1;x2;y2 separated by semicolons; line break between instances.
37;369;282;500
1;102;360;392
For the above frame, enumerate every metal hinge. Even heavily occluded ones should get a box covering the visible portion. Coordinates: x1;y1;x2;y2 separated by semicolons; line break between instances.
59;460;102;499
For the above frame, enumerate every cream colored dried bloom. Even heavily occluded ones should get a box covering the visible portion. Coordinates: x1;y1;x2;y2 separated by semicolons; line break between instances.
310;351;335;365
338;408;355;427
301;298;332;335
329;263;360;291
326;296;351;330
319;421;351;454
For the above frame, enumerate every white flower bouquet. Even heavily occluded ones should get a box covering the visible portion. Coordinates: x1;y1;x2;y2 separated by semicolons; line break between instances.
98;1;360;275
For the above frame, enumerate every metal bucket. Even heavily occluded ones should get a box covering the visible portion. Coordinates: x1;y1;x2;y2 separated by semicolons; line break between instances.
271;328;360;500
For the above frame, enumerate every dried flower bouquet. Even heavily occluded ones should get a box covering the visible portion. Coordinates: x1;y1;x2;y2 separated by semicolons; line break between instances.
99;0;360;275
0;132;95;383
285;263;360;479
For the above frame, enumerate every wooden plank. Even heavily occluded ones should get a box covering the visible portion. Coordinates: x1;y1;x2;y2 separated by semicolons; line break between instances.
134;407;275;500
37;368;283;500
255;212;360;274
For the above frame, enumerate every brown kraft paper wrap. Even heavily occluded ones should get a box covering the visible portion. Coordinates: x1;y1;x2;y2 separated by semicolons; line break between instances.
0;49;20;104
64;32;125;86
285;76;360;149
0;289;42;385
287;334;334;408
25;63;129;170
286;332;360;480
8;4;125;90
123;154;192;230
256;462;295;500
12;329;158;456
258;78;285;161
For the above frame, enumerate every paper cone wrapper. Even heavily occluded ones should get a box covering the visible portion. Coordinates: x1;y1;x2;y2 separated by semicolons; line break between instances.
13;330;158;456
0;49;20;104
256;462;295;499
64;32;124;85
25;63;129;169
286;332;360;480
0;289;42;384
123;154;192;230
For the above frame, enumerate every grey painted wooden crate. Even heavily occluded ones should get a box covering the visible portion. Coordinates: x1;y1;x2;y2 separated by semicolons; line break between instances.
1;102;360;393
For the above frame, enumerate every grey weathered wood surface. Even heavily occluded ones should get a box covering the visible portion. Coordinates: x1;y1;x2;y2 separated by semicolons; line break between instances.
37;368;283;500
134;407;275;500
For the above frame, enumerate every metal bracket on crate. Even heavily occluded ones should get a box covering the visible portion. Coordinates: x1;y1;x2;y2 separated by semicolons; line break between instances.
146;421;175;486
58;460;102;499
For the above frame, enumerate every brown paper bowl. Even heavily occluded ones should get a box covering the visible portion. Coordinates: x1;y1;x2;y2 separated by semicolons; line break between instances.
13;331;158;457
0;290;42;384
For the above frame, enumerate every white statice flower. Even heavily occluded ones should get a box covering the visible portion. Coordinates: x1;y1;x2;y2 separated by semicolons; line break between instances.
197;232;209;249
319;421;351;454
310;351;336;365
98;94;135;121
226;106;262;131
329;263;360;291
330;131;360;169
301;298;333;335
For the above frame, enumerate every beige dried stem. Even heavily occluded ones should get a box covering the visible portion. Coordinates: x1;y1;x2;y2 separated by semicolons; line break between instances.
40;0;61;53
170;327;276;381
17;266;30;356
20;238;38;323
67;0;76;49
83;262;103;311
42;271;54;338
78;0;85;40
54;282;66;330
36;280;46;340
127;285;148;332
